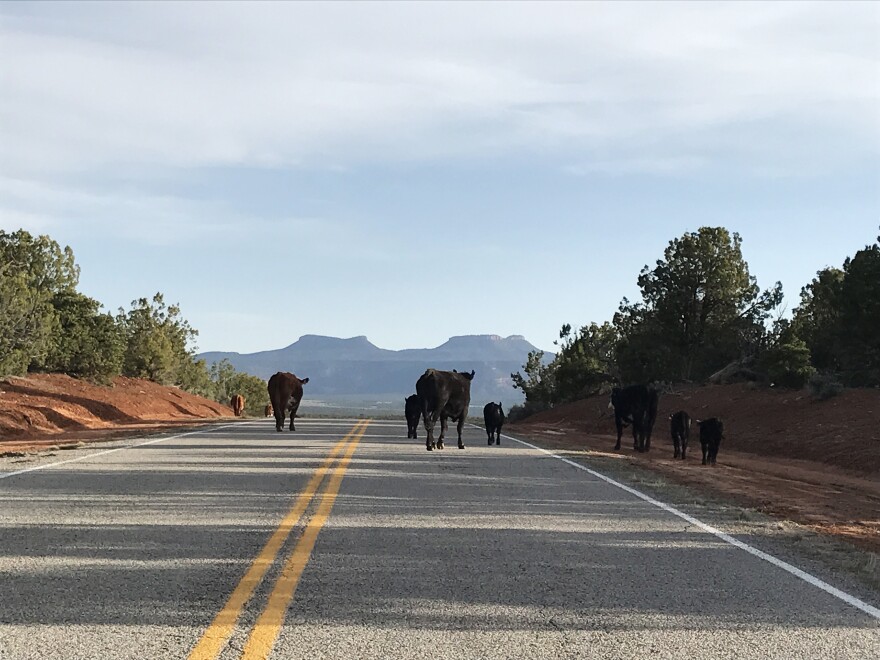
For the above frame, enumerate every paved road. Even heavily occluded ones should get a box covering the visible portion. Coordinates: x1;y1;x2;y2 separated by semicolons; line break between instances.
0;419;877;659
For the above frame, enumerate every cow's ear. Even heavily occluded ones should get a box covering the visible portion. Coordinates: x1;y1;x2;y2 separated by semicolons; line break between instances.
301;377;310;384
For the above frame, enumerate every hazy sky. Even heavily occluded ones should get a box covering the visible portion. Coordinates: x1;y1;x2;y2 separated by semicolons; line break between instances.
2;2;878;354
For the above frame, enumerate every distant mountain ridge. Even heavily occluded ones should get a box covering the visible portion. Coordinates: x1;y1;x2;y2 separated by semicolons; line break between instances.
197;334;548;404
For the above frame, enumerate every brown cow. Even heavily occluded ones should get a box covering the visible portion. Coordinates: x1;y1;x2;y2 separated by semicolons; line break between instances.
230;394;245;417
264;404;273;418
267;372;309;432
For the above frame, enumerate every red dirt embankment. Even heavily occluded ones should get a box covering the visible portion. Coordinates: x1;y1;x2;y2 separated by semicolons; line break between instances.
0;374;231;454
511;383;880;552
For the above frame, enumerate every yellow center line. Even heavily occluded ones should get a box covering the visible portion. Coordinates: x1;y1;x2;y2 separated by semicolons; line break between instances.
241;419;371;660
188;421;368;660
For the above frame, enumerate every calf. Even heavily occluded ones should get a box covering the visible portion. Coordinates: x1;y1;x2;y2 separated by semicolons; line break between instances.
697;418;724;465
483;402;505;445
669;411;691;459
609;384;659;452
264;404;273;418
405;394;421;439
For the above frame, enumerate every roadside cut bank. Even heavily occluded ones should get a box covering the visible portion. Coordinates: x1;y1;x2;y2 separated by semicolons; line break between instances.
0;374;232;454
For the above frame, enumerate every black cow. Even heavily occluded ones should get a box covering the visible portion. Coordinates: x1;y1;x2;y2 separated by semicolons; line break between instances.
405;394;421;439
267;371;309;432
483;402;505;445
609;384;659;452
697;417;724;465
669;410;691;459
416;368;475;451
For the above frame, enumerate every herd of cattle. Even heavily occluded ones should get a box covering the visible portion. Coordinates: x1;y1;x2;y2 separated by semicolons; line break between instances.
610;384;724;465
230;370;724;465
403;369;505;450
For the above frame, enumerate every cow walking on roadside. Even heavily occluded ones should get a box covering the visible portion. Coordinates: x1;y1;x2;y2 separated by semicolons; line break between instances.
483;402;505;445
264;404;273;418
609;384;659;452
230;394;245;417
416;368;475;451
669;410;691;459
697;418;724;465
267;372;309;432
405;394;421;439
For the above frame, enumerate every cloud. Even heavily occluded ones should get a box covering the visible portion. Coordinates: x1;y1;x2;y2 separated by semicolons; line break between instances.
564;156;708;177
0;2;876;179
0;174;328;246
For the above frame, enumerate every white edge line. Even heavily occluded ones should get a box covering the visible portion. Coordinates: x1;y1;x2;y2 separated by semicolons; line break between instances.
495;427;880;621
0;421;256;481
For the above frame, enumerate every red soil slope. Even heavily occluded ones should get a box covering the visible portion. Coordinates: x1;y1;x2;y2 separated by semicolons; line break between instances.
0;374;231;453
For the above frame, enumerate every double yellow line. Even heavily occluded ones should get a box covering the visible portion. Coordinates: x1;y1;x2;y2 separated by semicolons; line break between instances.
189;420;370;660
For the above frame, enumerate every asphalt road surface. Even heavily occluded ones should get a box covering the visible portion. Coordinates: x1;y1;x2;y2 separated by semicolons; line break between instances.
0;419;878;659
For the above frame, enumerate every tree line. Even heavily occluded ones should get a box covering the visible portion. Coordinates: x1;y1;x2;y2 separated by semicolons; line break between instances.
0;229;267;415
512;226;880;416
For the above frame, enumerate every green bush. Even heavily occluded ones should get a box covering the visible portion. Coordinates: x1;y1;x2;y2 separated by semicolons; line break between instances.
41;292;123;383
809;372;844;401
762;338;815;389
117;294;197;385
0;230;79;376
207;358;270;415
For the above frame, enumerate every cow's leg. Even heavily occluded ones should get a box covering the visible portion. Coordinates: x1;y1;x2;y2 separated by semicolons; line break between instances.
495;429;501;445
437;414;447;450
487;425;493;444
681;435;687;460
645;426;652;452
457;416;465;449
289;400;300;431
673;434;681;459
424;411;436;451
273;405;284;433
633;424;641;452
701;441;708;465
614;417;623;451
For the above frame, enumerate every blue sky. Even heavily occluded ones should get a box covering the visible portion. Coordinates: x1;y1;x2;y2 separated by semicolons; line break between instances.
1;2;878;354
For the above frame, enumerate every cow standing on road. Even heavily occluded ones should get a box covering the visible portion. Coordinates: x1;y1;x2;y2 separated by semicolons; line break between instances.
416;368;475;451
609;384;660;452
230;394;245;417
264;404;273;418
483;402;505;446
697;418;724;465
267;372;309;432
669;410;691;459
405;394;421;439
